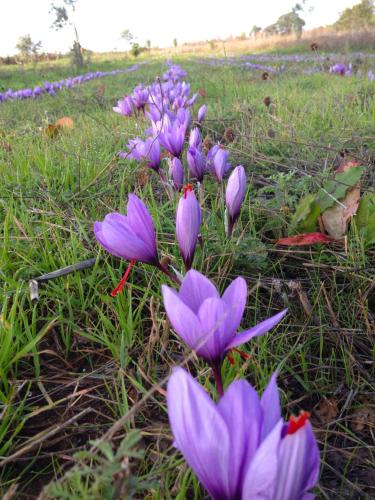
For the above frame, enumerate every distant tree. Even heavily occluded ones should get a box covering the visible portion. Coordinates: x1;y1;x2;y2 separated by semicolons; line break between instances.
50;0;83;68
16;35;42;60
173;38;178;47
335;0;374;30
146;39;151;50
250;25;262;36
263;3;305;38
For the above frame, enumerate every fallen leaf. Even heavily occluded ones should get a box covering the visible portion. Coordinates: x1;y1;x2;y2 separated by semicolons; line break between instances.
291;194;321;233
43;116;74;137
0;140;12;152
321;185;361;239
320;159;362;239
276;232;334;246
54;116;74;129
350;403;375;432
355;192;375;246
315;397;339;424
198;88;207;97
316;166;364;212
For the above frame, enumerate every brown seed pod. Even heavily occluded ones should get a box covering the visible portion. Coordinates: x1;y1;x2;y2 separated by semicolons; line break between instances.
310;42;318;51
203;136;214;153
224;127;235;143
262;71;269;80
263;96;272;107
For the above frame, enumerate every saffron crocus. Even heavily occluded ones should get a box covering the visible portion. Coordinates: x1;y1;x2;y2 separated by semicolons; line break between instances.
212;148;231;182
94;194;159;266
176;186;201;270
368;70;375;82
169;157;184;191
113;96;134;116
197;104;207;123
167;367;320;500
162;269;287;367
189;127;202;149
225;165;246;237
187;146;205;182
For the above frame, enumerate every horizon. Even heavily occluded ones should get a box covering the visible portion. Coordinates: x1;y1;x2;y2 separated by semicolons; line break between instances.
0;0;360;57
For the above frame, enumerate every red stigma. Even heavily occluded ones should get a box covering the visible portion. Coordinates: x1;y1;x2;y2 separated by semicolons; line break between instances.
287;410;310;435
183;184;193;198
226;348;250;366
111;259;136;297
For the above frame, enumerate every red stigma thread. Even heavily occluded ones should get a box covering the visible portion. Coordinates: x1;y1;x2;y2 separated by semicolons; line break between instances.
287;411;310;435
227;348;250;366
183;184;193;198
111;259;136;297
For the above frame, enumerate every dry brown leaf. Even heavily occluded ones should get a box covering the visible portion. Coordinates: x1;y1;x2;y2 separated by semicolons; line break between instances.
321;158;362;239
0;140;12;152
350;403;375;432
54;116;74;129
321;185;361;239
43;116;74;137
315;397;339;424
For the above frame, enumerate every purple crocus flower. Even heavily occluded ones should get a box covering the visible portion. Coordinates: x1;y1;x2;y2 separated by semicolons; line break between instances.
94;194;159;266
206;144;221;172
167;367;320;500
175;186;201;270
197;104;207;123
212;148;231;182
131;84;149;110
329;63;346;76
368;70;375;82
113;96;135;116
187;146;205;182
169;157;184;191
153;115;186;157
225;165;247;236
189;127;202;149
162;269;287;364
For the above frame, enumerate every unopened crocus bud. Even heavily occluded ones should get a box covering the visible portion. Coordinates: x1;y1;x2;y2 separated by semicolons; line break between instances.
169;157;184;191
113;96;135;116
212;148;231;182
197;104;207;123
176;185;201;270
187;146;205;182
225;165;246;237
189;127;202;149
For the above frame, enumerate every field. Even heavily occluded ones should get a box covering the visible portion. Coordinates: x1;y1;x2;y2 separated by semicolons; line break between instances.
0;48;374;499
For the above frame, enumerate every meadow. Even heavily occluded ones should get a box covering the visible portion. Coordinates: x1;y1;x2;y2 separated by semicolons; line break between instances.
0;47;374;499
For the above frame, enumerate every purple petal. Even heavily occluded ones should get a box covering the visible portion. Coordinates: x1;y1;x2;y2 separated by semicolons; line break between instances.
162;286;200;349
179;269;219;313
218;380;262;496
126;194;157;260
261;371;282;440
196;298;232;362
167;367;231;498
242;420;283;498
273;422;319;500
226;309;288;350
221;277;247;335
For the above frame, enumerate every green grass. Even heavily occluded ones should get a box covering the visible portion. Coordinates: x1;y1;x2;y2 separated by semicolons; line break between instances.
0;53;374;498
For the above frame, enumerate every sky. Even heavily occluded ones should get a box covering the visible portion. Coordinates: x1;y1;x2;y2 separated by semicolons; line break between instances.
0;0;360;56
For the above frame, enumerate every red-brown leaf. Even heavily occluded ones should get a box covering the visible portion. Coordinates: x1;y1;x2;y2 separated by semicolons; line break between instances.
276;233;334;246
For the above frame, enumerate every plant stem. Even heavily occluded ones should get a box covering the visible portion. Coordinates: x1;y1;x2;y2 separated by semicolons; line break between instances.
212;363;224;398
158;262;181;285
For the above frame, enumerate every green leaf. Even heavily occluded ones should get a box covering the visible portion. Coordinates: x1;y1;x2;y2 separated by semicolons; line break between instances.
355;192;375;246
291;194;321;233
317;166;365;212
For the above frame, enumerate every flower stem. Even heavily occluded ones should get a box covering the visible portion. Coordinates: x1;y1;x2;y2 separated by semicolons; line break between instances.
212;363;224;398
158;262;181;285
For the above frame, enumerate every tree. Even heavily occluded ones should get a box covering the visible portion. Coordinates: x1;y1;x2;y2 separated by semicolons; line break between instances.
173;38;178;48
263;3;306;38
50;0;83;68
335;0;374;30
16;35;42;60
146;40;151;50
250;25;262;36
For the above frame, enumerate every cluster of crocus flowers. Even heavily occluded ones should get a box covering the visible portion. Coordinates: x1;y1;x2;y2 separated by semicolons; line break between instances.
0;64;141;104
329;63;353;76
167;368;320;500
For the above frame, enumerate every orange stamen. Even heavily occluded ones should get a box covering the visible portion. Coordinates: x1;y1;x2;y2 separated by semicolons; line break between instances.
233;348;250;360
227;352;235;365
287;410;310;435
111;259;136;297
183;184;193;198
